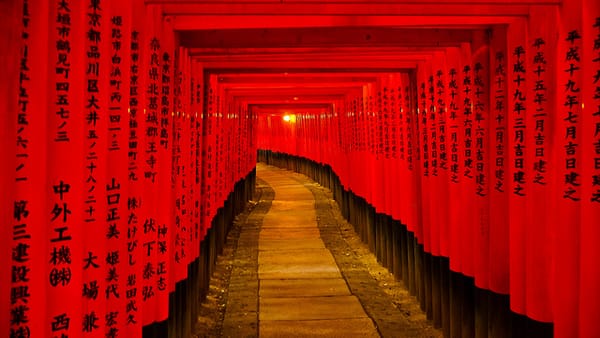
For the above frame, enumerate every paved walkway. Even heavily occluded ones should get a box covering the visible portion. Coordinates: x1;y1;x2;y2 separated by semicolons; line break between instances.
257;165;379;337
217;163;441;337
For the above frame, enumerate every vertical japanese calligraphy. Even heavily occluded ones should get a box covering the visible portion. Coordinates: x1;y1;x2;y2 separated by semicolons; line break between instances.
512;45;527;198
590;18;600;205
140;7;160;323
434;53;450;257
488;26;510;295
493;51;507;194
82;0;109;335
524;7;559;323
2;1;600;338
446;47;464;272
553;2;585;335
472;37;490;290
403;80;417;233
459;44;475;277
580;8;600;337
507;18;528;315
49;0;85;335
2;0;263;336
124;2;144;333
0;0;20;330
563;30;583;202
10;1;37;337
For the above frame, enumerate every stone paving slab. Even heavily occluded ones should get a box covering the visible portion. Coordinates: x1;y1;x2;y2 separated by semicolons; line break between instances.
259;318;380;338
262;214;317;227
258;238;326;251
258;248;336;262
256;165;379;337
259;295;368;321
258;262;343;280
269;200;315;210
258;249;342;280
205;164;441;337
259;278;351;298
258;228;321;240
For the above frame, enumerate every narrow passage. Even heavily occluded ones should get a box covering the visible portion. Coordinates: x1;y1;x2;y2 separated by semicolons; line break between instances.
198;164;441;337
256;165;379;337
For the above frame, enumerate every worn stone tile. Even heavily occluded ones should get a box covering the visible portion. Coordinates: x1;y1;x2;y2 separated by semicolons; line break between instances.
259;228;321;240
259;318;379;338
259;278;351;298
258;238;325;251
259;295;368;321
199;164;440;338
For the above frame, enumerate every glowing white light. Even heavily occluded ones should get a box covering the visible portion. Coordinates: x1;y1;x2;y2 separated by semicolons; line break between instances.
283;115;291;122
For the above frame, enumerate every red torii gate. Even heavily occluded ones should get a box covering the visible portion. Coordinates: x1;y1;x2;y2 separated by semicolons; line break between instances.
1;0;599;337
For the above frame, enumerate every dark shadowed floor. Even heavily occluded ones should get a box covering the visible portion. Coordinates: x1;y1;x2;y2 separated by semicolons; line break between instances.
194;164;442;337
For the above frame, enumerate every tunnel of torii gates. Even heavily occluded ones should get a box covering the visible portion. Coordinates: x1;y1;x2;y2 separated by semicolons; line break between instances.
1;0;600;337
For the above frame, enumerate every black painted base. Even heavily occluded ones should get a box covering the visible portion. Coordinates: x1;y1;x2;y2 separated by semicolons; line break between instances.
142;169;256;338
258;149;553;338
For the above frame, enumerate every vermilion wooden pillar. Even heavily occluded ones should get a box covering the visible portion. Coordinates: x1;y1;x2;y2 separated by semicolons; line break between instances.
125;1;146;336
525;6;558;325
487;25;510;298
1;1;22;337
553;1;585;336
506;17;528;320
580;3;600;338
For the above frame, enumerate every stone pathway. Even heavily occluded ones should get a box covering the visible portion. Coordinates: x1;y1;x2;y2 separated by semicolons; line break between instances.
215;164;442;338
256;166;379;337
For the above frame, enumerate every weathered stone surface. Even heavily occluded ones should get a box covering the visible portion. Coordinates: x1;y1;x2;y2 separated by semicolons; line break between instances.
198;164;442;338
259;278;351;298
259;295;367;321
256;165;378;336
259;318;380;338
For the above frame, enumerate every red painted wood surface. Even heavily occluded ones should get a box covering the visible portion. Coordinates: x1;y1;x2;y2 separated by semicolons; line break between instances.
1;1;599;337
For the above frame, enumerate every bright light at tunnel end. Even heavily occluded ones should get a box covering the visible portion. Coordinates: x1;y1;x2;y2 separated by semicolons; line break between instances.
281;113;296;123
283;114;296;123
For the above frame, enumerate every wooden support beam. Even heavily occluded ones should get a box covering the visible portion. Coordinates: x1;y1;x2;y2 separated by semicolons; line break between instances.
151;2;558;18
179;27;477;48
190;46;446;56
200;61;419;71
215;75;383;85
171;14;518;30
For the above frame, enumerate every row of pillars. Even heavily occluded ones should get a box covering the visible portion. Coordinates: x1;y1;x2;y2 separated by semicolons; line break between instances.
143;170;256;338
258;150;554;338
